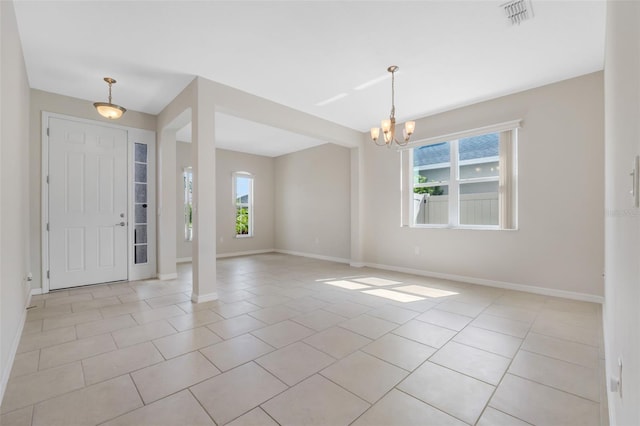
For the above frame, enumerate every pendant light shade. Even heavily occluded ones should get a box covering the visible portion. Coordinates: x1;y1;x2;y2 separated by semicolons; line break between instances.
94;77;126;120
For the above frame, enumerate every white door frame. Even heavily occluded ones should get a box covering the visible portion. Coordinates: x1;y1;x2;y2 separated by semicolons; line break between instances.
41;112;157;293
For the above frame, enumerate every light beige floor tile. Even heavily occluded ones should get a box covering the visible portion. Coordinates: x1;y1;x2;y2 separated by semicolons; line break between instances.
248;306;301;324
362;333;435;372
191;362;287;425
26;304;72;321
9;350;39;378
132;305;184;324
483;304;538;324
176;299;222;314
112;319;176;348
250;320;314;348
210;300;261;318
522;332;599;368
303;326;372;359
206;314;266;339
416;309;473;331
246;294;292;308
17;326;76;353
200;334;275;371
490;374;599;426
102;390;215;426
338;314;398;339
392;319;456;348
256;341;335;386
262;374;369;426
38;333;116;370
509;350;600;401
391;298;438;313
0;405;33;426
100;301;151;318
471;313;531;338
477;407;532;426
22;320;43;335
82;341;163;385
430;341;510;385
71;296;122;312
146;292;192;308
153;327;222;359
1;362;84;414
322;301;371;318
217;290;255;303
352;389;466;426
168;309;224;331
42;309;102;331
290;309;347;331
31;375;142;426
321;351;407;403
284;297;329;313
366;305;419;324
91;286;136;299
531;317;600;346
453;326;522;358
398;361;494;424
226;407;278;426
44;293;94;307
131;351;220;403
437;300;487;317
76;314;137;339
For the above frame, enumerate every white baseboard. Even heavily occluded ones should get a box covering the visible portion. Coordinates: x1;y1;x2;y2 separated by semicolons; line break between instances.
350;261;365;268
274;249;350;265
30;288;43;296
1;287;32;404
176;257;192;264
158;273;178;280
191;292;218;303
216;249;274;259
364;261;605;304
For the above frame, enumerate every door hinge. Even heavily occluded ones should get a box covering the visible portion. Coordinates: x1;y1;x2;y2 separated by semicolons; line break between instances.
46;270;50;279
46;175;49;184
46;223;49;231
47;128;50;137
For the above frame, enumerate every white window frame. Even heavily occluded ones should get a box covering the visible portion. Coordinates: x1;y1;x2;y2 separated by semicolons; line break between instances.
401;120;520;230
233;171;254;238
184;167;193;241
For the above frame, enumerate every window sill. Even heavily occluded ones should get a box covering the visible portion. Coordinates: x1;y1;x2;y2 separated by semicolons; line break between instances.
408;224;516;231
235;234;253;239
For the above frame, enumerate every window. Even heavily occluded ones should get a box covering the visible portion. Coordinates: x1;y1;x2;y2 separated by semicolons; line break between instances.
404;122;518;229
234;172;253;237
184;167;193;241
133;143;149;264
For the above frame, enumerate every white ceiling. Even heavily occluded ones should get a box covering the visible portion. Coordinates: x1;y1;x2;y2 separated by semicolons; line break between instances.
13;0;606;155
176;113;327;157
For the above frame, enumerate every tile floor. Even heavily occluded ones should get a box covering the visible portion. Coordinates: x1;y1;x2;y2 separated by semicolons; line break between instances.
1;253;608;425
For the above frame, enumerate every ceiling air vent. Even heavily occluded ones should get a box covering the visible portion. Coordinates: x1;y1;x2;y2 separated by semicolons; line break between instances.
501;0;533;25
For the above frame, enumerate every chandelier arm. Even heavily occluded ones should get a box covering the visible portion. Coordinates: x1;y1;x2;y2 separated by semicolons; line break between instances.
373;138;388;147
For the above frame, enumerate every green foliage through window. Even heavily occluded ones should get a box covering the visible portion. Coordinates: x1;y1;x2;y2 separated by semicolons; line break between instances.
413;174;444;196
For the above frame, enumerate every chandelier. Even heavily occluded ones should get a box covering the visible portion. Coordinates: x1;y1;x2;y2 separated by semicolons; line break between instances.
370;66;415;147
94;77;126;120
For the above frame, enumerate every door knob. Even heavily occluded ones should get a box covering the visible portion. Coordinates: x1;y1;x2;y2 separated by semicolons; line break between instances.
116;221;126;227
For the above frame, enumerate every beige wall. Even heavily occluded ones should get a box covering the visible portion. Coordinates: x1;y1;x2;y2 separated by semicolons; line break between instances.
176;143;275;259
176;141;192;259
361;72;604;299
28;90;156;290
603;1;640;424
217;149;275;255
1;0;32;398
275;143;351;261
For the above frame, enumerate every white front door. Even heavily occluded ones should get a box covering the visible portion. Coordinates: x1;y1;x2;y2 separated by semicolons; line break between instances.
48;117;128;289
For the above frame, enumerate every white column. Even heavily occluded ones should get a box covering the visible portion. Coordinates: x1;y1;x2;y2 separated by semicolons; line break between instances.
350;145;364;267
191;79;217;302
157;129;177;280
